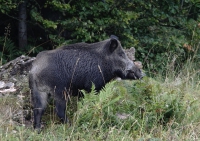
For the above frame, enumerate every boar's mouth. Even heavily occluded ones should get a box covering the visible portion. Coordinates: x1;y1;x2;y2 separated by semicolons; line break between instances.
126;69;145;80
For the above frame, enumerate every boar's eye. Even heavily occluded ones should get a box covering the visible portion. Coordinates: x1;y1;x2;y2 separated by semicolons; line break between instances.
118;52;125;58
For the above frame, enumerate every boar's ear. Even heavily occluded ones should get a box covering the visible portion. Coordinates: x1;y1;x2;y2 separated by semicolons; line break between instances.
110;35;119;40
109;38;118;53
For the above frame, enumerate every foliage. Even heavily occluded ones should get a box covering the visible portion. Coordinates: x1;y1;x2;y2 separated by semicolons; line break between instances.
74;76;199;134
0;0;199;75
129;0;200;74
28;0;137;46
72;62;199;140
0;37;18;65
0;1;200;140
75;81;124;128
0;0;17;14
0;24;42;65
0;24;19;65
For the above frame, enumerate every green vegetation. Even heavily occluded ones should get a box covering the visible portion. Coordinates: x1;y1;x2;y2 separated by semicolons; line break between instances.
0;0;200;140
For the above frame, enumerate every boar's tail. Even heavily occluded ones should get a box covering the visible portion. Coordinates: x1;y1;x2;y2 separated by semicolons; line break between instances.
29;73;34;90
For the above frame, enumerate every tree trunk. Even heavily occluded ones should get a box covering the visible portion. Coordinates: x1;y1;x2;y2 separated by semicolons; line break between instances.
18;1;27;49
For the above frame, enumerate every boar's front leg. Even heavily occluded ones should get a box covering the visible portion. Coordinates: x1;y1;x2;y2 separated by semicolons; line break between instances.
54;89;68;123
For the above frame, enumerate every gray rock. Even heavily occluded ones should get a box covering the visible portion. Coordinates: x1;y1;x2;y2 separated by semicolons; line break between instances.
0;81;5;89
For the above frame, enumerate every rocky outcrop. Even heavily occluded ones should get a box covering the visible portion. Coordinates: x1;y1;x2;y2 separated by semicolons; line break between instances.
0;55;35;127
0;55;35;78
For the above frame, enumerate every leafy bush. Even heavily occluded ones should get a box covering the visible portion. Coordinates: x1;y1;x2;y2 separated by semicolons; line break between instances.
73;74;199;137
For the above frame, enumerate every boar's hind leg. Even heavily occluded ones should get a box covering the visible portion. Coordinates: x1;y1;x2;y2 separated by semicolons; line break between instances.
32;90;48;130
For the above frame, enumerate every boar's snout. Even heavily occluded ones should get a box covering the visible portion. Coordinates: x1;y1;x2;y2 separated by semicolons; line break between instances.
127;66;145;80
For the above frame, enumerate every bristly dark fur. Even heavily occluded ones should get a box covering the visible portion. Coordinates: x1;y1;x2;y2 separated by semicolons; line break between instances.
29;36;143;130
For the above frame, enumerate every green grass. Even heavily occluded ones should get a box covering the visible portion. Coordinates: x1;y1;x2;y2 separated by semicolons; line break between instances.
0;60;200;141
